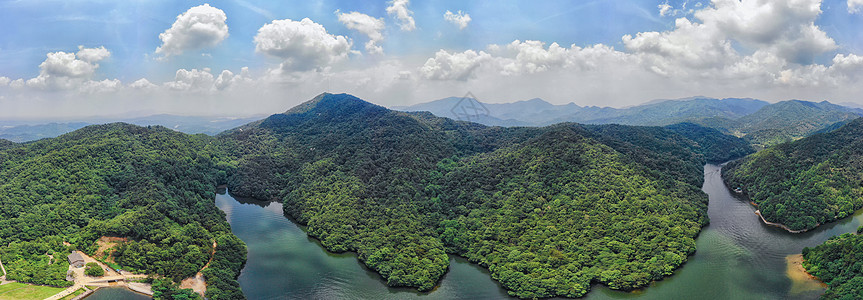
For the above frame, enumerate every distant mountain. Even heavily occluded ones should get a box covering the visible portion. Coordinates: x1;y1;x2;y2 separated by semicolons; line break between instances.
121;114;265;135
0;122;90;142
397;96;862;148
556;97;769;126
392;96;570;126
395;96;769;127
730;100;863;147
0;115;265;142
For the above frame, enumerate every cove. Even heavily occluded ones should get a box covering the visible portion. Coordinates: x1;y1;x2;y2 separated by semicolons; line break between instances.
214;164;863;299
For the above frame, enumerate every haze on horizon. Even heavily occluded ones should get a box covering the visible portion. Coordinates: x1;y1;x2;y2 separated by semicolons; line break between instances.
1;0;863;120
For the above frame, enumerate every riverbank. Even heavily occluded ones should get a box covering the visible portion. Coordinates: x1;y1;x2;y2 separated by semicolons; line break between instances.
754;210;812;233
786;254;826;295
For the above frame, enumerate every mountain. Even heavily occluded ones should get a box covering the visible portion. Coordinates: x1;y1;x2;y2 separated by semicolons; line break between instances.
395;96;768;128
0;123;246;299
122;114;265;136
729;100;863;147
0;115;265;143
398;96;863;149
219;93;753;298
723;118;863;231
554;97;769;126
392;96;571;126
0;122;90;142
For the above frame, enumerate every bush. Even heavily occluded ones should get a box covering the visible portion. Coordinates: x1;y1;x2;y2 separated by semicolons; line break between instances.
84;262;104;277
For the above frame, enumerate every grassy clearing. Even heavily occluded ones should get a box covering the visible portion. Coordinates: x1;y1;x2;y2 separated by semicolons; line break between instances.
59;287;86;300
0;282;66;300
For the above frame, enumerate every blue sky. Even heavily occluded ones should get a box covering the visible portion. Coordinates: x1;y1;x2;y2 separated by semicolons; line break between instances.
1;0;862;119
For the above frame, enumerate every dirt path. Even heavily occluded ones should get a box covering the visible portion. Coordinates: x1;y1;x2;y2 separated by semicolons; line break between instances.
0;256;8;285
180;240;217;298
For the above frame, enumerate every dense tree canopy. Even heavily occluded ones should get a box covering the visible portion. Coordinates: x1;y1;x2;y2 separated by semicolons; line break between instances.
803;228;863;299
723;118;863;231
0;124;245;299
220;93;748;297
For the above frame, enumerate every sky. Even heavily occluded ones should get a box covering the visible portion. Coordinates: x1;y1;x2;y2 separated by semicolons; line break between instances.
1;0;863;119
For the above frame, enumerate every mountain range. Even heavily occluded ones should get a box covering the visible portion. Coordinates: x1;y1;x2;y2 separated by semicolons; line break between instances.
395;96;863;148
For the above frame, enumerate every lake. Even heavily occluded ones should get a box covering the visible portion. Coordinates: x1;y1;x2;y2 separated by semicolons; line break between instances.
211;164;862;299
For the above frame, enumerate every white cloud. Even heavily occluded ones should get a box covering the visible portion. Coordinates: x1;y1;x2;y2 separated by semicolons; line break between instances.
9;79;24;89
387;0;416;31
0;77;10;87
164;68;215;91
849;0;863;13
214;67;253;90
659;2;673;16
80;79;122;94
26;46;113;90
156;4;229;57
420;49;491;80
444;10;471;30
337;11;385;54
129;78;157;90
76;45;111;63
254;18;352;71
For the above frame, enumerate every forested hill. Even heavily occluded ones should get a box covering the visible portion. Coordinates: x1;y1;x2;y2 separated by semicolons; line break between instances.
802;229;863;298
729;100;862;147
723;117;863;231
0;123;246;299
0;138;15;150
219;93;750;298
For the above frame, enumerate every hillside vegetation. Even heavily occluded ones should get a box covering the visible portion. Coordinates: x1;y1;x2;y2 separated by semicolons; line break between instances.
803;229;863;299
220;93;751;298
723;118;863;231
0;124;246;299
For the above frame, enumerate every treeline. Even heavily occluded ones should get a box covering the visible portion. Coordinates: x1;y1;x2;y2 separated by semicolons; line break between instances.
723;118;863;231
220;93;747;297
0;123;245;299
803;228;863;299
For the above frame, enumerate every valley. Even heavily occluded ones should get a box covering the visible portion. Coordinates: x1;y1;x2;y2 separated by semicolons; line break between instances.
1;93;862;299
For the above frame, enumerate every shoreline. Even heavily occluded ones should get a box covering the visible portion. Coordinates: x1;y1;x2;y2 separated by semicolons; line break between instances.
754;210;812;234
786;254;826;295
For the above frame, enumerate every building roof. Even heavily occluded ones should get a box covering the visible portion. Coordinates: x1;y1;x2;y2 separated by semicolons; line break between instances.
67;251;84;263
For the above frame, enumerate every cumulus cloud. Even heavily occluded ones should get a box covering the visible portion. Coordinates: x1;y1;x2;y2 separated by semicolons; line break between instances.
25;46;113;90
444;10;471;30
387;0;416;31
0;77;10;87
76;46;110;63
214;67;253;90
129;78;157;90
850;0;863;13
164;68;216;91
156;4;229;57
254;18;352;71
337;11;385;54
420;49;491;80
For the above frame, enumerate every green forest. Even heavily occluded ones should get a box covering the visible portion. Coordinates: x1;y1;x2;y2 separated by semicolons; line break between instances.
0;92;764;299
803;228;863;299
219;93;751;298
723;118;863;231
0;124;246;299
